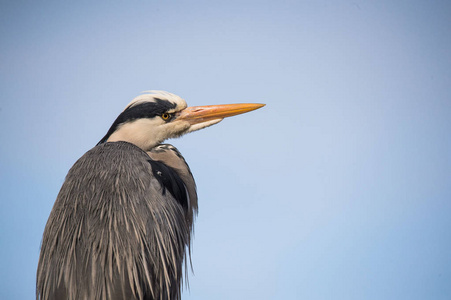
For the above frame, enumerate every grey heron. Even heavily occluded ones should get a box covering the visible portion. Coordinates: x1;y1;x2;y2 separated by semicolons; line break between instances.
36;91;264;300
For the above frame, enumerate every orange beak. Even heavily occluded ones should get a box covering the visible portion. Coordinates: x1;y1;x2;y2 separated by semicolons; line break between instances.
177;103;265;124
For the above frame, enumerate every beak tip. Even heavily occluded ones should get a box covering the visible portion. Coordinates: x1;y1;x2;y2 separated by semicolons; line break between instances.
248;103;266;112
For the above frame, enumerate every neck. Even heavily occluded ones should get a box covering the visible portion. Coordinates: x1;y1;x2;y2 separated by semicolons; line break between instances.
106;119;161;151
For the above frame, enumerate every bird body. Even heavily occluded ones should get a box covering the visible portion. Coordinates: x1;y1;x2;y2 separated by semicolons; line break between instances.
37;91;264;300
38;141;194;300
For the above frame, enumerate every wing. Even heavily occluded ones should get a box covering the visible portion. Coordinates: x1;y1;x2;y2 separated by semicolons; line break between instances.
147;144;198;226
37;141;195;300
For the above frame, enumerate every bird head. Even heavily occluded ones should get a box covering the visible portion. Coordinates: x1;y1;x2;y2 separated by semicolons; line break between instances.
99;91;265;150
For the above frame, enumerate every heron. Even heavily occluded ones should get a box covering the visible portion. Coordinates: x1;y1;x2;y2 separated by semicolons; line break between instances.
36;91;264;300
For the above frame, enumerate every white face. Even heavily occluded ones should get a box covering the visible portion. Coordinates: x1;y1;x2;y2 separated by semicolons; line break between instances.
107;117;191;150
106;91;188;150
106;91;222;150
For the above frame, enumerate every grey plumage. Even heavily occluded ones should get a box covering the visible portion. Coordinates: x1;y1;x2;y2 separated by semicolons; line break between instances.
36;91;264;300
37;142;196;300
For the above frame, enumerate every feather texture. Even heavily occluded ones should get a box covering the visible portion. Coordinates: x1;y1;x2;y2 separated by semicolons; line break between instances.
37;142;197;300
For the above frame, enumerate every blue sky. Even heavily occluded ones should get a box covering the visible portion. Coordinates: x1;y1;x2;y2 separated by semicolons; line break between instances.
1;1;450;299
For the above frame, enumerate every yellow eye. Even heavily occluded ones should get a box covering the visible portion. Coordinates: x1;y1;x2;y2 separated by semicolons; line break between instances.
161;113;170;120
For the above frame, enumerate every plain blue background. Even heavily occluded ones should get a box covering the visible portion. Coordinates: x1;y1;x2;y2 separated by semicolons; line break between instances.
1;1;450;299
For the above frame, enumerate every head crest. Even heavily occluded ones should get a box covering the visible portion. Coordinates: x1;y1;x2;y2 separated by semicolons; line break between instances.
125;90;187;111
